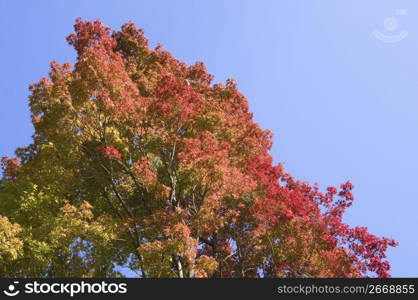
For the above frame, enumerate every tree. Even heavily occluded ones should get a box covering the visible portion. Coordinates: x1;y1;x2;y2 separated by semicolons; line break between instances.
0;19;397;278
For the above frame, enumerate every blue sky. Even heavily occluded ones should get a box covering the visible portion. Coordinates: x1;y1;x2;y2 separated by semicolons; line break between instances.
0;0;417;277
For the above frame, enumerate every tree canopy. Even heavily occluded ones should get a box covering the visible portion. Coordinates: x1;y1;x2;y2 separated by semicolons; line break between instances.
0;19;397;278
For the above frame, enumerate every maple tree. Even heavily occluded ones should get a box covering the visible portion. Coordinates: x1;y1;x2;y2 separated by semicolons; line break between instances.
0;19;397;278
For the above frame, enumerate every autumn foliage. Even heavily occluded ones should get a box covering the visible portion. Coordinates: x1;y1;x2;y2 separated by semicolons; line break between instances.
0;19;397;278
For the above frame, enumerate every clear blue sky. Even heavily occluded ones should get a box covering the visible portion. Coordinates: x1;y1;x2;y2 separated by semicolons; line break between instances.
0;0;416;277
